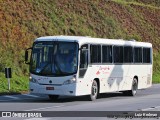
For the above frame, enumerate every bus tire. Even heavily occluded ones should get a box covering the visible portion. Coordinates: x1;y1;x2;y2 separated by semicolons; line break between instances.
123;78;138;96
130;78;138;96
89;80;99;101
48;95;59;101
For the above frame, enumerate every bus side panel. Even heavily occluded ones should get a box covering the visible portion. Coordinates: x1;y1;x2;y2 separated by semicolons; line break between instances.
121;64;152;91
76;68;96;96
76;65;126;95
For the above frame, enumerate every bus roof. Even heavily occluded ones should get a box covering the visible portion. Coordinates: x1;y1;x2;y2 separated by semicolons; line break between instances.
35;36;152;47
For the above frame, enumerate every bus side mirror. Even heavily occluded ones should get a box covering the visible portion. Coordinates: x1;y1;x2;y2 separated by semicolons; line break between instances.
25;48;32;64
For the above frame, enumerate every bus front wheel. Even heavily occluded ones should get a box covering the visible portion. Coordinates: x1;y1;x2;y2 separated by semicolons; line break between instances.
89;80;99;101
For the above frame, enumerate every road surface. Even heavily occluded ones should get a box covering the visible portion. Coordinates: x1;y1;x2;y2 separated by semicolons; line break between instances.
0;84;160;120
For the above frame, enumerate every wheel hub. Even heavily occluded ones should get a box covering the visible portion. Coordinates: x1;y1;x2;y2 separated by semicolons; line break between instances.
92;83;97;96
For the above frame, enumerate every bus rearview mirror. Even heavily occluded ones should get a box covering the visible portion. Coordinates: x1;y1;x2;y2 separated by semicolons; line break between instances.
25;48;32;64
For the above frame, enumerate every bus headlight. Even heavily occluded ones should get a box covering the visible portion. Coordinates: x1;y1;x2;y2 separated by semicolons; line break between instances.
29;76;38;83
63;75;76;85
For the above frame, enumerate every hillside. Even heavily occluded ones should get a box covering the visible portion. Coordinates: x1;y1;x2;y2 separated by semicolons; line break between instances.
0;0;160;92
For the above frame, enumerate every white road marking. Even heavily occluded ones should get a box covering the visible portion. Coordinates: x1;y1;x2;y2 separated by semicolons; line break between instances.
0;97;43;102
25;105;65;111
140;106;160;111
4;95;19;99
0;94;45;102
23;94;40;98
0;100;14;102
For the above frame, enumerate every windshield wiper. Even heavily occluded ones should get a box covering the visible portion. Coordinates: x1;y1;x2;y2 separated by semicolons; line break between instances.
54;57;64;74
38;62;51;74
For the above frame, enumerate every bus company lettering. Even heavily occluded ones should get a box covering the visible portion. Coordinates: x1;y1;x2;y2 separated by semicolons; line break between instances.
96;66;110;75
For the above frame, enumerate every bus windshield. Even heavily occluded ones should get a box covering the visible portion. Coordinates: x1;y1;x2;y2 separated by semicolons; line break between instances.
30;41;78;76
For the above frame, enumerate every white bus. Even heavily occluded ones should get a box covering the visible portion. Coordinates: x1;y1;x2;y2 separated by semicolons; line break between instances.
25;36;152;101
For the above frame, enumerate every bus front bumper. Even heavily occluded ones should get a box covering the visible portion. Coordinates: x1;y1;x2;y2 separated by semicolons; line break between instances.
29;82;77;96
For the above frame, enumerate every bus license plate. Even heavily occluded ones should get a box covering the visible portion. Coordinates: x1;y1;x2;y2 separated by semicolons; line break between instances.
46;87;54;90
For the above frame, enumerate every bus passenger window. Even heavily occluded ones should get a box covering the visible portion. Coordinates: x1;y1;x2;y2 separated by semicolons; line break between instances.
143;48;151;63
113;46;123;63
102;45;112;63
124;46;133;63
134;47;142;63
90;45;101;63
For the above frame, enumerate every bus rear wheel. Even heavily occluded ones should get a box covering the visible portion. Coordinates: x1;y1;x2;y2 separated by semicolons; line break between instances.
123;78;138;96
48;95;59;101
89;80;99;101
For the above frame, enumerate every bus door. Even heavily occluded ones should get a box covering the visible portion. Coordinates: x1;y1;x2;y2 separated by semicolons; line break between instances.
79;44;88;78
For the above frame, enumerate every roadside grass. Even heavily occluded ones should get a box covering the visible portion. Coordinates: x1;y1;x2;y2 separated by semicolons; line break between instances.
153;53;160;83
153;72;160;83
0;72;28;93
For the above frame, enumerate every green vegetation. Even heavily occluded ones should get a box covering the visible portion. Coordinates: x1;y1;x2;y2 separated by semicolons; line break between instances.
112;0;159;9
0;0;159;93
153;52;160;83
0;73;28;93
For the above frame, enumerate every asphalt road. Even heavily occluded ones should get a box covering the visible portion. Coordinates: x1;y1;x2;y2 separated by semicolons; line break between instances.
0;84;160;120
